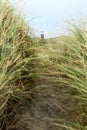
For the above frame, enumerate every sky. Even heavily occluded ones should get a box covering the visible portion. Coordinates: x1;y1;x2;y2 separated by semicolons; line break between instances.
9;0;87;38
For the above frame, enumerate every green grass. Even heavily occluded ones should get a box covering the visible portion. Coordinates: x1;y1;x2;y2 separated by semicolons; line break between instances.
36;24;87;129
0;1;38;129
0;1;87;130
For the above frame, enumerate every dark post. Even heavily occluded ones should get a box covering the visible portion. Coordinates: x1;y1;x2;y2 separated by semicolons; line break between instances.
41;31;44;39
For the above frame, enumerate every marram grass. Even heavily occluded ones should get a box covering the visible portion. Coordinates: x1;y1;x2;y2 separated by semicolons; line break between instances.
37;25;87;129
0;1;37;129
0;1;87;130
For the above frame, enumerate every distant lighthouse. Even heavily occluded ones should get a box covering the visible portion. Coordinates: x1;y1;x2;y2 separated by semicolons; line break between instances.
41;31;44;39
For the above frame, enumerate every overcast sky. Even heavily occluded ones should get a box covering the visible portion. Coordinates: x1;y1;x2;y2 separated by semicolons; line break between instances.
9;0;87;38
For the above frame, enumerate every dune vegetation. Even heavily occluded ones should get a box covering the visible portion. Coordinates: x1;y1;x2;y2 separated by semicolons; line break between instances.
0;0;87;130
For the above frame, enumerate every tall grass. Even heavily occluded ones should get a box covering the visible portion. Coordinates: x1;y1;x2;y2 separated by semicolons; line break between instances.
0;1;87;130
37;24;87;129
0;1;37;129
